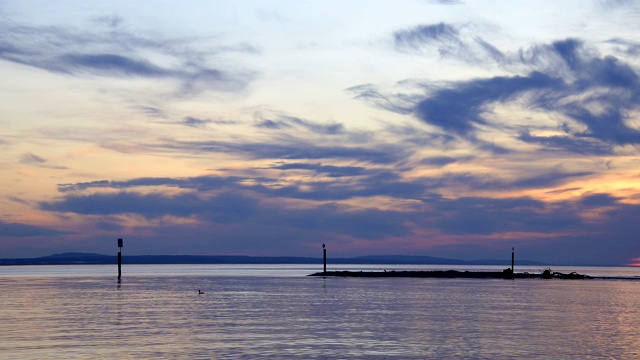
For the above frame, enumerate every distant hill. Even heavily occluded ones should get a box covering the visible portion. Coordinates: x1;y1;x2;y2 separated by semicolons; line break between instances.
43;252;112;259
0;252;545;266
353;255;545;266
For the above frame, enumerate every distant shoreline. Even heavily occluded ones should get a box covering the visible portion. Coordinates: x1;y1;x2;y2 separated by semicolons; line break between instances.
4;252;632;267
0;252;551;266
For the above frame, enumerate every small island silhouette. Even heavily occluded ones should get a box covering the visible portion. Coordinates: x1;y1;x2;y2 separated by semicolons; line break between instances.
311;246;611;280
309;268;592;279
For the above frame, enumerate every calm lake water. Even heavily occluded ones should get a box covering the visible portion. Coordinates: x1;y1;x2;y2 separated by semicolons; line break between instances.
1;264;640;359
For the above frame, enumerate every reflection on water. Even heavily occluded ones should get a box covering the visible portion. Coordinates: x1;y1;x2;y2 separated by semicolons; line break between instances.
1;265;640;358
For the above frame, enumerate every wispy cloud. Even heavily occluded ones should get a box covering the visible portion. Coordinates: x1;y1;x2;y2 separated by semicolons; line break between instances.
607;38;640;57
19;153;67;170
53;160;595;208
255;115;344;135
7;196;29;206
134;106;167;118
171;139;407;164
269;163;366;178
393;22;505;64
346;84;416;114
20;153;47;165
181;116;212;128
394;23;461;51
354;29;640;154
419;156;471;167
0;18;257;96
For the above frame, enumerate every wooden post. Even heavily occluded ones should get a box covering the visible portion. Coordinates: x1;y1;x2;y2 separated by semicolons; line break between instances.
118;238;123;281
323;243;326;273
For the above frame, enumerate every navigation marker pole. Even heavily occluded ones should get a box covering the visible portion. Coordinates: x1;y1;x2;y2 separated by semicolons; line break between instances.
118;238;123;282
323;243;327;274
511;247;515;279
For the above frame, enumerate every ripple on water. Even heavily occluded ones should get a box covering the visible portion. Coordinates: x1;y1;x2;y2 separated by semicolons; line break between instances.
2;266;640;358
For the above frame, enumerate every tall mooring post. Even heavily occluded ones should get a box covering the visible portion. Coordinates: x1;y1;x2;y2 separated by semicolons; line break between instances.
117;238;123;281
511;247;515;278
323;243;327;273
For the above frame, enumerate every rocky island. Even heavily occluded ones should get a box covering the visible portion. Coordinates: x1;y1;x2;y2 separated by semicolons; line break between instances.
309;268;593;279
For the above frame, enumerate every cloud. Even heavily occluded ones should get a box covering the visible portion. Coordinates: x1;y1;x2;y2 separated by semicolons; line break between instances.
41;191;213;218
255;119;288;130
60;53;168;77
355;31;640;154
152;114;238;127
41;170;639;262
0;221;74;237
394;23;461;51
135;106;167;118
38;151;639;264
256;172;428;201
97;139;594;193
286;204;411;239
40;190;410;240
270;163;367;177
511;167;593;189
255;115;344;135
0;18;256;96
607;38;640;57
95;218;126;232
597;0;636;10
428;196;546;235
393;22;505;64
517;39;640;146
56;171;425;202
150;138;407;165
420;156;471;167
20;153;47;165
130;113;371;165
54;159;594;207
578;192;619;207
91;15;124;29
518;130;613;155
181;116;211;128
346;84;416;114
19;153;67;169
57;176;241;193
415;71;562;137
7;196;29;205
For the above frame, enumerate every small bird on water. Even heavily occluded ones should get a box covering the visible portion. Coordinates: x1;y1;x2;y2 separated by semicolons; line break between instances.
198;289;204;295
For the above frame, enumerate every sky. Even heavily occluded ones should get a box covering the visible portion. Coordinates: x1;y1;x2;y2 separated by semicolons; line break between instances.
1;0;640;265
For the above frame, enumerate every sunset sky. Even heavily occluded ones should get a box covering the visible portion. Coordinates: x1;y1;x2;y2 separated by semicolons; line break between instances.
2;0;640;265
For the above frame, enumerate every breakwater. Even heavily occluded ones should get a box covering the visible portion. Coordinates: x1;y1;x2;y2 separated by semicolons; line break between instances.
309;269;592;279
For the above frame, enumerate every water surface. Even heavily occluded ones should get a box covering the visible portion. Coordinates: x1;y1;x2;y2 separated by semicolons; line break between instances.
1;264;639;359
